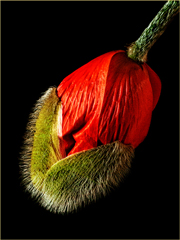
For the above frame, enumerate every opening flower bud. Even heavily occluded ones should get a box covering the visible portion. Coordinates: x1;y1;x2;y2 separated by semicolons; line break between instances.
21;0;178;213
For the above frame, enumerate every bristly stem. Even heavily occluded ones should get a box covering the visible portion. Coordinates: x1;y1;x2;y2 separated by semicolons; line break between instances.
127;1;180;63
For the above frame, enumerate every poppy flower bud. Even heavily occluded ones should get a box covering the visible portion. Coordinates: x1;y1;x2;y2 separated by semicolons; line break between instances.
20;1;178;213
57;50;161;156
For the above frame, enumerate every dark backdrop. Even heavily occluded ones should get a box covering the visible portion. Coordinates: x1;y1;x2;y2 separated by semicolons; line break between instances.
2;1;179;239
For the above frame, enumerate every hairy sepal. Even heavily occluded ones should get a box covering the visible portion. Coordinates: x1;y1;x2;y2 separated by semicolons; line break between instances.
20;87;134;214
41;141;134;213
20;87;63;195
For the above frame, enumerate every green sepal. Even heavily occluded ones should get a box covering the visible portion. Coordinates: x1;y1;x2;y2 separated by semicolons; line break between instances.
30;87;62;189
41;141;134;213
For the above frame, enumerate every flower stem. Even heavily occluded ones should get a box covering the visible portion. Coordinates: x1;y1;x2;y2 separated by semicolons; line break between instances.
127;1;180;63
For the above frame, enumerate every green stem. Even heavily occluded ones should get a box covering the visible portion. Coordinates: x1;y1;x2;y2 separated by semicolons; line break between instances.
127;1;180;63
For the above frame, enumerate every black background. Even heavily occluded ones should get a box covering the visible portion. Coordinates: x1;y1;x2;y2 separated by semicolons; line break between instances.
2;1;179;239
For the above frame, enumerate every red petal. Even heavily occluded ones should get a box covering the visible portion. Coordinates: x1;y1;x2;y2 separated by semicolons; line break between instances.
57;50;123;155
98;52;154;148
57;50;161;155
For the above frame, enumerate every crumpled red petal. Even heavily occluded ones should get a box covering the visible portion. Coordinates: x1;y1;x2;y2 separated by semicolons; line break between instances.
57;50;161;156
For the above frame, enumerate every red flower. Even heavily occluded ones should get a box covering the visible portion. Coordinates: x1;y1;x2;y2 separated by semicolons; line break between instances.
57;50;161;156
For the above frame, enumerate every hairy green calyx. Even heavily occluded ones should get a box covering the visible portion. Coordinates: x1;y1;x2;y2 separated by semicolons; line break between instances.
20;87;134;213
20;87;62;192
41;140;134;213
31;88;62;189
